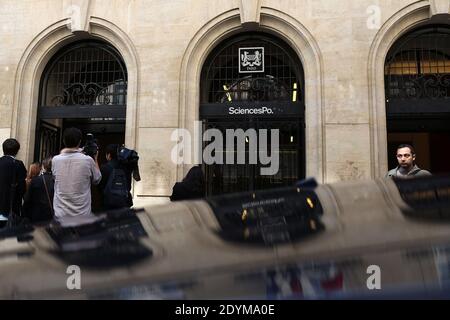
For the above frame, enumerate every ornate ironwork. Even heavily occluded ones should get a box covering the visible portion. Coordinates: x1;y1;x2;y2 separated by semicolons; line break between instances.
387;74;450;100
385;26;450;102
200;33;305;196
41;41;127;108
36;121;61;161
201;33;303;104
202;118;303;196
218;75;290;102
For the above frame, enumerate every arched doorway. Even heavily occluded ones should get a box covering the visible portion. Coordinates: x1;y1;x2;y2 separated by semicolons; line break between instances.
200;32;305;195
35;39;128;211
385;25;450;174
35;40;127;161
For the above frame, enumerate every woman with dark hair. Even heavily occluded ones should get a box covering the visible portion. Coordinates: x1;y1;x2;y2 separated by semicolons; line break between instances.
22;157;54;224
170;165;206;201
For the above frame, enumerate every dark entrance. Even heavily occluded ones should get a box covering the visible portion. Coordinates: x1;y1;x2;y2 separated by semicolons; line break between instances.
200;33;305;195
385;25;450;174
36;40;128;211
35;40;127;162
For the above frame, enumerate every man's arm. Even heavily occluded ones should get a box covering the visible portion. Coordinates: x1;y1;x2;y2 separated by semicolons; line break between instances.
17;161;27;199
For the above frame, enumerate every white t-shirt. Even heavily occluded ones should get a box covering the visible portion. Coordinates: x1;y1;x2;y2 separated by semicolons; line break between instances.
52;149;102;227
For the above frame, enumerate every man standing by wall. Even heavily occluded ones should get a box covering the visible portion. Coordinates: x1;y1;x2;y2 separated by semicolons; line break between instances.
386;144;431;178
0;139;27;228
52;128;102;227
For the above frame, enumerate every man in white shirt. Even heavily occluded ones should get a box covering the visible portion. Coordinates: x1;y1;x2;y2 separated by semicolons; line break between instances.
52;127;102;227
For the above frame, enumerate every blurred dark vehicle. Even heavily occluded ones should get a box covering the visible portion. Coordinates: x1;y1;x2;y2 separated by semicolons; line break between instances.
1;175;450;299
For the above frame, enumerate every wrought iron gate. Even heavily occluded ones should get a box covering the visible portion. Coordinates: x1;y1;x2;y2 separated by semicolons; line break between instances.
202;117;304;196
35;121;61;161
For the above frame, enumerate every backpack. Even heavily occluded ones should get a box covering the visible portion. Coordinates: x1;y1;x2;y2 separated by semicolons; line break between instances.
103;167;129;209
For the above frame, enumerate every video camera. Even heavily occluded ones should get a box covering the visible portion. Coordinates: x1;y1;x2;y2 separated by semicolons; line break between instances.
117;145;141;181
83;133;98;159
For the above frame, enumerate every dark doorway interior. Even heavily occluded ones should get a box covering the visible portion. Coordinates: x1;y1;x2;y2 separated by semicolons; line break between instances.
387;117;450;175
63;118;125;212
200;32;305;196
202;117;304;195
385;25;450;175
36;118;125;212
63;118;125;167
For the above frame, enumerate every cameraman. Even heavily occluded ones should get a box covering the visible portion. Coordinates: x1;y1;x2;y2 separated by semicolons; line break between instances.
99;144;133;210
52;127;102;227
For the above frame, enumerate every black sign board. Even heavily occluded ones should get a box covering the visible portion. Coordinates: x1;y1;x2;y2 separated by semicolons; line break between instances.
239;47;264;73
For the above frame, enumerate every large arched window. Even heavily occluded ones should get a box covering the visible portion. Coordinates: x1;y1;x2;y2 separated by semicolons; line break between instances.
36;40;127;162
200;33;305;195
40;40;127;111
385;26;450;104
201;33;303;104
385;25;450;174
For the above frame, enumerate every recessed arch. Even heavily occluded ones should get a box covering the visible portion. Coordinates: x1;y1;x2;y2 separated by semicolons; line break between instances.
178;7;325;182
367;1;448;177
11;17;140;166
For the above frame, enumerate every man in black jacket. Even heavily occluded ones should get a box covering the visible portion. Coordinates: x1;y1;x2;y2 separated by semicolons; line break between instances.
0;139;27;228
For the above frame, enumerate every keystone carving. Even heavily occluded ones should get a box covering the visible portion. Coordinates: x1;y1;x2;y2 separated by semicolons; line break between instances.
239;0;262;26
63;0;94;33
429;0;450;17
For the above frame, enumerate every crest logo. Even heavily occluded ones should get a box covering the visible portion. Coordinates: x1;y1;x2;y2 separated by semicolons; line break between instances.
239;47;264;73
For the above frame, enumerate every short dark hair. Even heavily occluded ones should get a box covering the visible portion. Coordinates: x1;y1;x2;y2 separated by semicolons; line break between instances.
397;144;415;155
41;156;52;172
2;138;20;156
105;144;119;159
63;127;82;148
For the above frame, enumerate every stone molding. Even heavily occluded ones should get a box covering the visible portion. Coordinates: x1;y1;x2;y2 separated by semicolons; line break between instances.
367;1;433;177
178;7;325;182
239;0;261;26
429;0;450;17
11;17;140;167
63;0;94;33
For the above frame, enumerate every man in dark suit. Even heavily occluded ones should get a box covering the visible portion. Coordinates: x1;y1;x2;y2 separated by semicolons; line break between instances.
0;138;27;228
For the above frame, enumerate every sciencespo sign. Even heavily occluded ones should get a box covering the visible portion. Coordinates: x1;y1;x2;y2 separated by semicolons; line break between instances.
228;106;274;115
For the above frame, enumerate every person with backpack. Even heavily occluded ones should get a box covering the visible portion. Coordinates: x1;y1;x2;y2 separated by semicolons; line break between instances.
99;144;133;210
0;139;27;228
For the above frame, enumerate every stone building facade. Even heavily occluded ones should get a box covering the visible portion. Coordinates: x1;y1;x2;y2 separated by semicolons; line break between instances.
0;0;449;206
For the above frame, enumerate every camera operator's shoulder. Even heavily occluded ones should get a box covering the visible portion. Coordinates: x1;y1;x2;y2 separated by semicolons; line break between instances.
80;153;95;163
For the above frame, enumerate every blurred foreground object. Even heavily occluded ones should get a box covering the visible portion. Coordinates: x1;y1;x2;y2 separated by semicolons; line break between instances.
1;175;450;299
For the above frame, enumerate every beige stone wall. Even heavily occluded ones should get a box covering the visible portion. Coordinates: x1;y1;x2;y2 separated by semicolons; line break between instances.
0;0;448;205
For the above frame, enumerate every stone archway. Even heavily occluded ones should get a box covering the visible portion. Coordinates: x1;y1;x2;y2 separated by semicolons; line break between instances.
11;17;140;166
368;0;449;177
178;7;325;182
